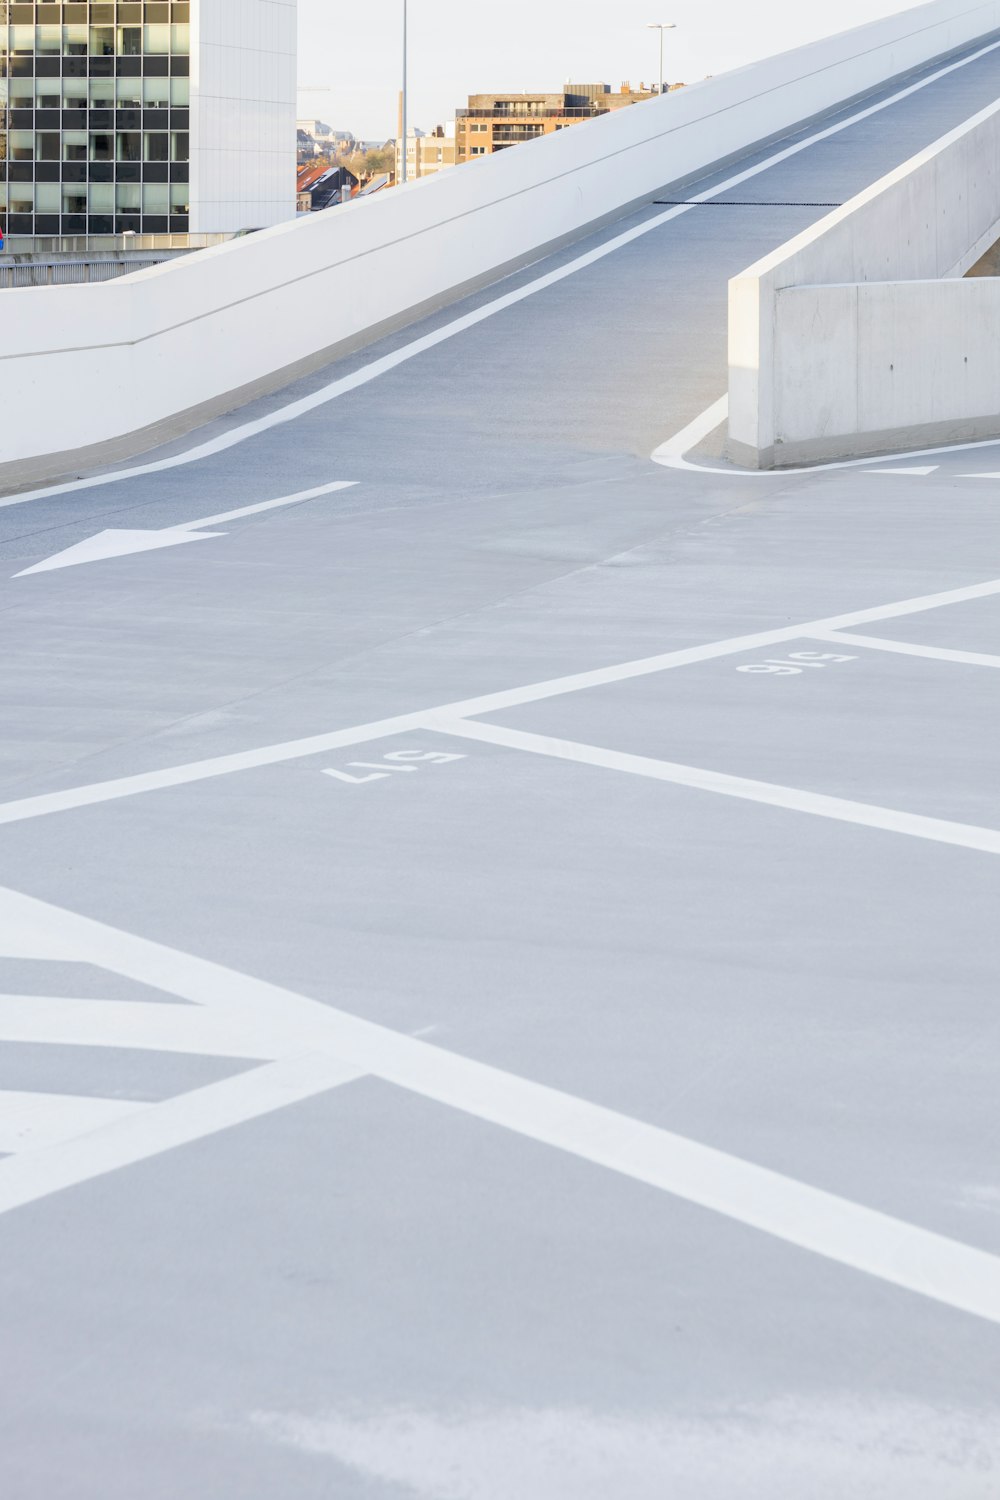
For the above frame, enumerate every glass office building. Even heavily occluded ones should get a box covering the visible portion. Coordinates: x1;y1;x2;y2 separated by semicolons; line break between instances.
0;2;191;237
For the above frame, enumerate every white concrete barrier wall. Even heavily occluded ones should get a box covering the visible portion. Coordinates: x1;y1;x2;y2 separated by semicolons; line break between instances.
5;0;1000;483
729;82;1000;464
772;277;1000;455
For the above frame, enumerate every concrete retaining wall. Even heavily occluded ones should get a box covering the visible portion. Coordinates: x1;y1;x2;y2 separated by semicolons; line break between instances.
729;83;1000;465
7;0;1000;487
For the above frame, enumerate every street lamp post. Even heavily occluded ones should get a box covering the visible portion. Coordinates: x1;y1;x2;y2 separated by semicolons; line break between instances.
647;23;677;97
401;0;408;183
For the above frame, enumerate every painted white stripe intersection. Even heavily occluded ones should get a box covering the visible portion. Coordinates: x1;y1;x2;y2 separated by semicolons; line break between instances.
1;882;1000;1325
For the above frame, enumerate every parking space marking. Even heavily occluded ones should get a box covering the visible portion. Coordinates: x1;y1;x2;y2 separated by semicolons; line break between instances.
2;571;1000;829
0;1090;146;1153
1;881;999;1323
429;718;1000;858
812;630;1000;669
0;994;284;1059
0;1055;366;1217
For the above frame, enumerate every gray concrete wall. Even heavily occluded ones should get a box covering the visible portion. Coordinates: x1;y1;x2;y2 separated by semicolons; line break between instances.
729;92;1000;466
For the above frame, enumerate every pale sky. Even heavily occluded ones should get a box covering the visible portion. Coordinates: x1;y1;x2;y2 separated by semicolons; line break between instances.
297;0;917;141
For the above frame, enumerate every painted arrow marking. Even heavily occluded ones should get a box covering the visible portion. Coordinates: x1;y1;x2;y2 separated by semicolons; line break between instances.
13;480;358;577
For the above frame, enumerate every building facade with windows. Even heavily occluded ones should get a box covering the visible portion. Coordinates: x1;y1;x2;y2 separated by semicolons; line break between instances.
395;123;457;183
0;0;296;239
456;83;660;163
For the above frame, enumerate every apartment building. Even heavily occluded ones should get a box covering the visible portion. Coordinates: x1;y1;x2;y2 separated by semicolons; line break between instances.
396;123;457;182
456;82;659;162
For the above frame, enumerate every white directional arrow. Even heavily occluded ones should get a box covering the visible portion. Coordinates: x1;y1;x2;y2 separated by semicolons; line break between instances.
14;479;357;577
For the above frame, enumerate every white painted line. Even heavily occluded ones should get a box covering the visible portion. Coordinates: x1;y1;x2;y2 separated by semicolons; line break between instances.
3;570;1000;827
813;630;1000;669
866;466;940;476
0;1090;146;1153
428;717;1000;857
0;1054;365;1214
2;881;999;1323
652;395;1000;476
0;995;281;1060
6;36;1000;513
652;396;729;466
174;481;358;532
14;479;357;577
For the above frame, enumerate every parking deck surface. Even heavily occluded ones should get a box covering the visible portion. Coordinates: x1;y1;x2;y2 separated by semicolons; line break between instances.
2;38;1000;1500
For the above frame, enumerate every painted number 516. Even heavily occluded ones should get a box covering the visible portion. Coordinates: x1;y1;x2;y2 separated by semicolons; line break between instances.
737;650;858;676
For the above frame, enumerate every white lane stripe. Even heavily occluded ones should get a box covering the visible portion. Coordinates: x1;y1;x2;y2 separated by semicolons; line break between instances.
3;570;1000;828
1;883;999;1323
0;1090;146;1153
813;629;1000;668
0;1054;366;1214
177;480;358;532
652;393;1000;475
6;35;1000;513
0;995;281;1060
428;717;1000;857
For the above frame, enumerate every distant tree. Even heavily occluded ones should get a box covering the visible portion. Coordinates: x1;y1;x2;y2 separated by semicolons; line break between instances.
340;150;370;181
338;145;395;183
366;145;396;177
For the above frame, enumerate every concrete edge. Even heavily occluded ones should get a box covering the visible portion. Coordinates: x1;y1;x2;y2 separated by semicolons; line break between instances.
731;414;1000;469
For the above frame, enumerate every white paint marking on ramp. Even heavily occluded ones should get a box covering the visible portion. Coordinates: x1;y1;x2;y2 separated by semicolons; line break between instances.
5;35;1000;512
428;718;1000;858
3;570;1000;826
14;528;223;576
1;882;1000;1324
13;480;357;577
0;1090;146;1153
653;397;1000;477
812;631;1000;669
865;466;940;476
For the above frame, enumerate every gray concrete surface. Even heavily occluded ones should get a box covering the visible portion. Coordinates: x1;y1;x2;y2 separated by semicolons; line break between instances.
1;39;1000;1500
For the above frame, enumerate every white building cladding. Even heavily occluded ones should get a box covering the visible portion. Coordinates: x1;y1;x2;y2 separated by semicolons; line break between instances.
189;0;296;231
0;0;296;239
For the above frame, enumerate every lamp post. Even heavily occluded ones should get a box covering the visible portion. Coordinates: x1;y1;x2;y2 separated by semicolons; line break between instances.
647;23;677;97
401;0;409;183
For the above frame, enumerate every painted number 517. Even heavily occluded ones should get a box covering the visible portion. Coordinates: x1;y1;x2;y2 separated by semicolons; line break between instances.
322;748;467;785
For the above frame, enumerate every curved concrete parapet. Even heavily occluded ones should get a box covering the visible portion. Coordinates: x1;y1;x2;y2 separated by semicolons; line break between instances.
5;0;1000;490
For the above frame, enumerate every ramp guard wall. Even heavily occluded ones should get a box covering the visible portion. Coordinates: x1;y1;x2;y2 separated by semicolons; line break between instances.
5;0;1000;486
729;91;1000;466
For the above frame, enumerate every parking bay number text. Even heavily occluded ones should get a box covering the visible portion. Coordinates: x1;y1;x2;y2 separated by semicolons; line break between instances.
737;650;858;677
322;748;467;785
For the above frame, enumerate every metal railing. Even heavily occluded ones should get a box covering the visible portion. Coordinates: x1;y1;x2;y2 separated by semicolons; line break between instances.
2;232;232;255
0;257;169;287
457;107;604;120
